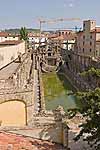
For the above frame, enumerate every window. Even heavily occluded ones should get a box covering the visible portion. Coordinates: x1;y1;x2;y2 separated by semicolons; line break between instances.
96;50;98;56
90;41;92;46
90;49;92;52
5;37;7;38
83;35;85;39
62;32;64;35
83;23;85;31
83;48;84;52
83;41;85;45
48;53;51;56
90;35;92;39
59;32;61;36
48;48;51;51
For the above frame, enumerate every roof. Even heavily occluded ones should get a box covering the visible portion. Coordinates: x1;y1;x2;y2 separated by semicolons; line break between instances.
48;34;58;38
53;35;64;41
0;131;63;150
96;39;100;42
0;32;8;37
28;34;46;38
0;40;23;45
90;27;100;33
83;19;96;22
0;32;19;37
57;29;73;32
64;34;76;40
77;31;83;34
53;34;76;41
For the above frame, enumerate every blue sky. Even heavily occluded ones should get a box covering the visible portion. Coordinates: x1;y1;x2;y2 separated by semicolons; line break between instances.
0;0;100;30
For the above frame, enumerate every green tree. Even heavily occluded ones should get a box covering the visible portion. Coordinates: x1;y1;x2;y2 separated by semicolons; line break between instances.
20;27;28;41
82;68;100;78
81;67;100;88
68;68;100;149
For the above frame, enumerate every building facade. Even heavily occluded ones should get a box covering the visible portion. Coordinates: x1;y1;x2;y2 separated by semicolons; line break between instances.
76;20;100;58
0;32;19;43
28;33;47;49
56;29;75;36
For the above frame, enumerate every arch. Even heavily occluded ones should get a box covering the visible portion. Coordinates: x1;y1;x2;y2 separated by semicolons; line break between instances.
0;100;27;126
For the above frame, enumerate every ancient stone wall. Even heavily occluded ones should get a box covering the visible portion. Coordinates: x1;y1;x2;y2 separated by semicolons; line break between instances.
0;41;25;69
0;52;34;126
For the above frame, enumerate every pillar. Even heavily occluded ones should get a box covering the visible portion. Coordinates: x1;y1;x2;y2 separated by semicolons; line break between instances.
62;122;69;149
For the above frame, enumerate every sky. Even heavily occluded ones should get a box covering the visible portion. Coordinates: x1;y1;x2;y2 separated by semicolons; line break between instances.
0;0;100;30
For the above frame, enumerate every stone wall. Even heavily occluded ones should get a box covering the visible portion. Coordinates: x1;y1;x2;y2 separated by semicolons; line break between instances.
0;52;34;126
0;51;69;149
0;41;25;69
8;106;69;148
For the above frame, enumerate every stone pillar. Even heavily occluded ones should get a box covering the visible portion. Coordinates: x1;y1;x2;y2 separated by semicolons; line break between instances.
26;103;34;126
25;93;34;126
62;122;69;149
53;106;69;149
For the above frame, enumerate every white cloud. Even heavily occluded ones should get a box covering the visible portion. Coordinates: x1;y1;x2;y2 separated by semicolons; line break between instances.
69;3;74;7
64;3;67;7
63;0;75;8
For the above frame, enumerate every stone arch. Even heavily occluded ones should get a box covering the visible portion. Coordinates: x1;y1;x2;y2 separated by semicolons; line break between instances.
0;100;27;126
0;92;34;126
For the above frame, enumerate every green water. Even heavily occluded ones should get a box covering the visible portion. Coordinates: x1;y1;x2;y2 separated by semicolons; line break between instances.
42;72;80;112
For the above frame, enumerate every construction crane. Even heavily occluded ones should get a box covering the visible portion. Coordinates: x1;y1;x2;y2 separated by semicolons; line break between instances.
48;26;82;32
38;18;81;36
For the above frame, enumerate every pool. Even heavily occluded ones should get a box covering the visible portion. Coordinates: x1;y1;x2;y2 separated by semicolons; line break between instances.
42;72;81;112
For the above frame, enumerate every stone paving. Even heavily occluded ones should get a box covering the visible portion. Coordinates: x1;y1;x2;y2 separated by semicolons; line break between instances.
0;131;63;150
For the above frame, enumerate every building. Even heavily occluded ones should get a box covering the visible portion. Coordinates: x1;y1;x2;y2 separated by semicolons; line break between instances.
0;40;25;69
51;30;76;51
76;20;100;58
56;29;75;36
28;32;47;49
0;32;19;43
69;20;100;73
62;35;76;50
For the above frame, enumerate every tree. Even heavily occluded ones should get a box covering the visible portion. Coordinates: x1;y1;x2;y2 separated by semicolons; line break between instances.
68;68;100;150
82;68;100;78
81;67;100;87
20;27;28;41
